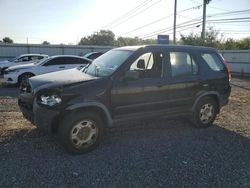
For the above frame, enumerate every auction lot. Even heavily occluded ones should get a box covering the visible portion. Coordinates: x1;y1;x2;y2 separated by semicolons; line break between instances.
0;77;249;187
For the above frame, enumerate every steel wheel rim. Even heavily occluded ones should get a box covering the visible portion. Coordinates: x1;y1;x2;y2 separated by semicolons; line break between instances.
70;119;98;148
199;103;214;124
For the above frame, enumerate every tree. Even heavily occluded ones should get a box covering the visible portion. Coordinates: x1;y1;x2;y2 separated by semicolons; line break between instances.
42;41;50;45
116;37;156;46
180;27;222;48
2;37;13;43
237;38;250;50
223;38;239;50
79;30;115;46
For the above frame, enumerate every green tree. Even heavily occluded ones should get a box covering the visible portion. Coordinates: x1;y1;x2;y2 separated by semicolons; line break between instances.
238;38;250;49
180;27;222;48
79;30;115;46
223;38;239;50
2;37;13;43
116;37;156;46
42;41;50;45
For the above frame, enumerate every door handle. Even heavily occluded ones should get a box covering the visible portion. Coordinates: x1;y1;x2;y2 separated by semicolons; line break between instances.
203;84;209;87
59;66;65;68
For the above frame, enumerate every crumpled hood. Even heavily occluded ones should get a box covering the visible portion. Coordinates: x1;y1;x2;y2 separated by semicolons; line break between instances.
7;63;36;70
29;68;98;90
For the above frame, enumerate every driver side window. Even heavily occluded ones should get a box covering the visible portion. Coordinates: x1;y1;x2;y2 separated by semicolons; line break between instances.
128;51;163;79
17;56;30;62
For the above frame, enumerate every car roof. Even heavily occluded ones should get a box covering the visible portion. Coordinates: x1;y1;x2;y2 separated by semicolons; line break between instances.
115;44;218;52
19;54;48;57
49;55;90;60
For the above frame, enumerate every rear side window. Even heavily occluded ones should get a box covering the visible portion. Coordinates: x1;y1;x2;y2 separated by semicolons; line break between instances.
201;53;224;71
44;57;64;65
64;57;79;65
88;53;102;60
17;56;30;62
63;57;90;65
170;52;198;77
30;56;43;60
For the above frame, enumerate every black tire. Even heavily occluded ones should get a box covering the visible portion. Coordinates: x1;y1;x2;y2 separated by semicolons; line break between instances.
18;73;34;87
192;97;218;128
58;112;104;154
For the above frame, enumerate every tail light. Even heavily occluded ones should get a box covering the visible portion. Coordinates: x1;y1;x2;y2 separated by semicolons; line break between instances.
219;54;231;81
224;61;231;81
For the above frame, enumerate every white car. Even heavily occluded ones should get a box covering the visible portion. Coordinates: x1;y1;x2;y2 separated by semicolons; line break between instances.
4;55;91;86
0;54;48;75
83;51;105;60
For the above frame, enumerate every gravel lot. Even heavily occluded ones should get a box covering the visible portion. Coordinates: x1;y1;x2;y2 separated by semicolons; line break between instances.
0;77;249;187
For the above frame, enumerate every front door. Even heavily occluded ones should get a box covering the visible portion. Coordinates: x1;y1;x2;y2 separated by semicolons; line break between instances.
111;48;169;119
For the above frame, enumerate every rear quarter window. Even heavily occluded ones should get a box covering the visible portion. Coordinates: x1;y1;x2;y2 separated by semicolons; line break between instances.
201;53;224;71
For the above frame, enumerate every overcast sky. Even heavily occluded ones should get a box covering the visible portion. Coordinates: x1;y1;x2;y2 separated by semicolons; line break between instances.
0;0;249;44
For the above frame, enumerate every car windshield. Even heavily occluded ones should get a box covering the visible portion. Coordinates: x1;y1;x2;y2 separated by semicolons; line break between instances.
83;49;133;77
35;57;50;64
8;56;19;62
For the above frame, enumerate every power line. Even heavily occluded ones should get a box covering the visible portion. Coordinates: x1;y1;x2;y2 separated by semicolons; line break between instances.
102;0;153;28
207;17;250;21
208;20;250;23
207;9;250;18
138;15;250;39
140;20;202;38
104;0;163;29
121;4;202;36
189;0;231;12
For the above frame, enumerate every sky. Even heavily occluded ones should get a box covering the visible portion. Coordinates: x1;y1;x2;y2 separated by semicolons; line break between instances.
0;0;249;44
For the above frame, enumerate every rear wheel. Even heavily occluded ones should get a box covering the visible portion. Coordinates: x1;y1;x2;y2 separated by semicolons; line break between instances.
58;112;104;154
192;97;218;128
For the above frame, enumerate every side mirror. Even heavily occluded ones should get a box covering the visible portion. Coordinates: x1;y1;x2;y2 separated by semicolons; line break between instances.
124;70;139;81
137;59;145;69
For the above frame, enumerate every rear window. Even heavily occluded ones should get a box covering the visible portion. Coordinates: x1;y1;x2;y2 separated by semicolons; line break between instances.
170;52;198;77
201;53;224;71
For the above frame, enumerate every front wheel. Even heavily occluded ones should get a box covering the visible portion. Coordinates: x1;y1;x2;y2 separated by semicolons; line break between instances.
18;73;34;87
58;112;104;154
192;97;218;128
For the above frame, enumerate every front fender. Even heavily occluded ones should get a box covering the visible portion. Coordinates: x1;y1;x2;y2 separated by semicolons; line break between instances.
65;101;113;127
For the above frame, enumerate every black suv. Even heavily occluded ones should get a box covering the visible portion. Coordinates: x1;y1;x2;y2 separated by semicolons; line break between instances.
18;45;231;154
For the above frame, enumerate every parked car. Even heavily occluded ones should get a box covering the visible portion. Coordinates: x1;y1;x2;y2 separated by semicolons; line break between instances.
83;51;105;60
18;45;231;154
4;55;91;86
0;54;48;75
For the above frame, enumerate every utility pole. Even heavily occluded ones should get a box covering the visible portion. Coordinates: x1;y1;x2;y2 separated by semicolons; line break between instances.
201;0;211;40
173;0;177;44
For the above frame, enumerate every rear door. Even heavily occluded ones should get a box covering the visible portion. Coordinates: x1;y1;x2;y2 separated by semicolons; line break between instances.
40;57;89;74
166;49;201;113
61;57;90;69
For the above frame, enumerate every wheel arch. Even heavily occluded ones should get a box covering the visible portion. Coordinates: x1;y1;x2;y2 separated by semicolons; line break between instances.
192;92;220;114
1;67;8;74
52;102;113;134
18;72;35;83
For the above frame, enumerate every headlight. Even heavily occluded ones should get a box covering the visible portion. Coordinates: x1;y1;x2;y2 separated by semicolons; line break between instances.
40;94;62;106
